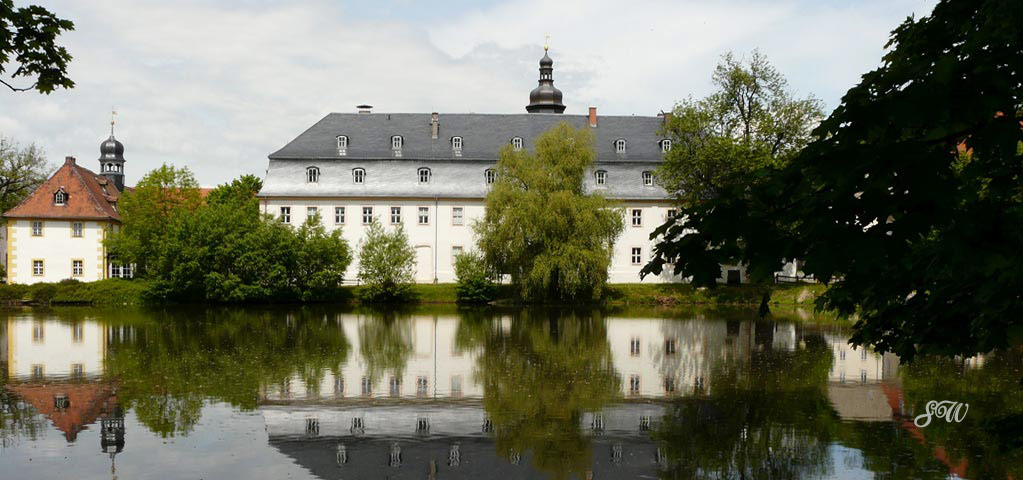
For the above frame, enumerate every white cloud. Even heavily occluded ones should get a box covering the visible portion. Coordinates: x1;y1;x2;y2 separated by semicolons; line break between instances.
0;0;936;186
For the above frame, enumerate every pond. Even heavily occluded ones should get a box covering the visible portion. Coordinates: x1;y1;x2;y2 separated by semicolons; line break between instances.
0;305;1020;479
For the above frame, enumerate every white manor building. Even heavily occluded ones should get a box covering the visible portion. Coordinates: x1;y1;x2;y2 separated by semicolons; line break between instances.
258;48;724;284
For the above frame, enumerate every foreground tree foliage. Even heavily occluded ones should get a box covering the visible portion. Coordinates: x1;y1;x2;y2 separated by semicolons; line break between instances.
657;50;823;207
357;221;416;302
476;123;625;302
644;0;1023;360
109;171;352;302
453;249;498;304
0;0;74;93
0;136;51;213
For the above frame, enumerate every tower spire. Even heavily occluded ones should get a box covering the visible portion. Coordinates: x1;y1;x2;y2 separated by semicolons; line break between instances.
525;45;566;114
110;108;117;136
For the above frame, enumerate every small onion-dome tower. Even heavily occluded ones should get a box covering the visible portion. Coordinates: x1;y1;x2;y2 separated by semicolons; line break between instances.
525;45;566;114
98;119;126;192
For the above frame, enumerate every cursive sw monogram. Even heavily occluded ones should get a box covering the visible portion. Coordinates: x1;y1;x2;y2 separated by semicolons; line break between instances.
913;400;969;427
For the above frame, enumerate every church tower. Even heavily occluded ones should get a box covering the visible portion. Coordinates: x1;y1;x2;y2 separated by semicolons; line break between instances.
525;45;566;114
98;118;126;192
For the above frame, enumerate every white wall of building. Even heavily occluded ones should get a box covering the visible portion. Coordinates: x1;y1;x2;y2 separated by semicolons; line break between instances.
6;318;106;379
7;219;110;284
261;197;686;284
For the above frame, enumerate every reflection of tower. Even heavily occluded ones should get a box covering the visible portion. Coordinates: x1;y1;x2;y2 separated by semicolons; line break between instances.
100;404;125;479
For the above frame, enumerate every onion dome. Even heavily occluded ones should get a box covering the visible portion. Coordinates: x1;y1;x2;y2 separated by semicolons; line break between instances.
526;47;566;114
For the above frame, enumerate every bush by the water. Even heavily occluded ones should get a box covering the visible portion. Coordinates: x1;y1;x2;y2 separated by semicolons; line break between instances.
357;222;416;303
453;250;498;304
0;278;148;305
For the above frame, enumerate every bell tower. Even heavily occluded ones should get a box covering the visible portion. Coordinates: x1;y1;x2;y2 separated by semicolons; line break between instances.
525;43;566;114
98;112;126;192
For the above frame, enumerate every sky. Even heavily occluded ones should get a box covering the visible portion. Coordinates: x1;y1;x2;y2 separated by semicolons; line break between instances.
0;0;938;187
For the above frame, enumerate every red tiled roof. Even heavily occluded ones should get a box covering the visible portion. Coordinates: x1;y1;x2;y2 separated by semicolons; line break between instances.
6;382;119;442
3;156;122;221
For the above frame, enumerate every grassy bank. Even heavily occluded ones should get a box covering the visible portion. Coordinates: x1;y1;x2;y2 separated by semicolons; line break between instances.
0;279;826;307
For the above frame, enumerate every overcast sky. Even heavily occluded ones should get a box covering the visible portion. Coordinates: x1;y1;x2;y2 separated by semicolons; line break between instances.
0;0;937;186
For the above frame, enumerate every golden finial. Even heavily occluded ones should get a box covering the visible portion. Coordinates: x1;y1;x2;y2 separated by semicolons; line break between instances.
544;34;550;52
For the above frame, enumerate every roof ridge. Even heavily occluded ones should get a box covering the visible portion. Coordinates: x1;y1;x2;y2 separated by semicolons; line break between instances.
69;164;112;217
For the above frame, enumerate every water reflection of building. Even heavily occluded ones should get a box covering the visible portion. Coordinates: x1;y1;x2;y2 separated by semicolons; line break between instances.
3;316;121;443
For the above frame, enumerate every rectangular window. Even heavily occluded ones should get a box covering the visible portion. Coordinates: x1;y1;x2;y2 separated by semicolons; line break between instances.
307;206;318;221
31;221;43;236
390;206;402;224
362;207;373;224
72;222;83;238
361;376;372;396
667;209;677;220
418;207;430;225
629;375;641;395
73;323;84;343
334;376;344;396
451;375;463;397
32;322;44;342
280;207;291;224
665;339;677;355
416;376;429;396
389;376;401;396
630;337;640;356
631;208;643;226
31;365;44;381
631;247;642;265
32;260;44;276
664;377;676;393
71;363;84;380
72;259;83;277
452;207;464;226
452;246;463;265
595;170;606;185
335;207;345;224
642;171;653;186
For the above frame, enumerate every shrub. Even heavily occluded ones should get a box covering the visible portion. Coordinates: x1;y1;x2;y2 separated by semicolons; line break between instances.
30;284;57;304
454;250;498;304
357;222;416;303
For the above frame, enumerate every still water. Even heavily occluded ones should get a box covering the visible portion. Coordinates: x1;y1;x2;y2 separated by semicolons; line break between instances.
0;306;1020;479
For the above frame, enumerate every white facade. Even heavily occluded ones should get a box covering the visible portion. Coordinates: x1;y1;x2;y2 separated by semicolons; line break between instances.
6;316;107;380
260;197;682;284
6;219;113;285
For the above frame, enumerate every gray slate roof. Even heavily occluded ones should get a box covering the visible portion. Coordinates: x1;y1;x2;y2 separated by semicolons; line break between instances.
261;112;671;200
269;113;668;162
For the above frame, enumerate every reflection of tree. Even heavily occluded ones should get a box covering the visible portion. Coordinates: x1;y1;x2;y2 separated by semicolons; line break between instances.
894;352;1023;478
103;307;350;437
653;333;836;479
458;309;621;480
357;309;413;384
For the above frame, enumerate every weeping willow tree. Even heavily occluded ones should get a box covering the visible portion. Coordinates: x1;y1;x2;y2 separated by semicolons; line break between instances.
475;123;625;302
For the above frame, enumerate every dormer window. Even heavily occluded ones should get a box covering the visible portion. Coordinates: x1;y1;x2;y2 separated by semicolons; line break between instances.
660;139;672;153
392;135;403;157
511;137;523;151
306;166;320;183
485;169;497;185
353;168;366;184
418;167;431;184
595;170;607;186
614;139;627;154
337;135;348;155
53;189;67;206
642;171;653;186
451;136;462;157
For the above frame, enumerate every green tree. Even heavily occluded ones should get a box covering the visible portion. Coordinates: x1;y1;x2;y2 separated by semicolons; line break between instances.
0;0;74;93
295;213;353;300
475;123;625;302
357;221;416;302
108;164;202;276
0;136;52;213
657;50;823;207
644;0;1023;360
453;249;498;304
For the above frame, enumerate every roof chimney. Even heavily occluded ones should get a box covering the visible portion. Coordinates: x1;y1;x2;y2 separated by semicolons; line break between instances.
431;112;439;139
357;104;373;114
588;106;597;128
661;111;673;125
65;156;76;165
